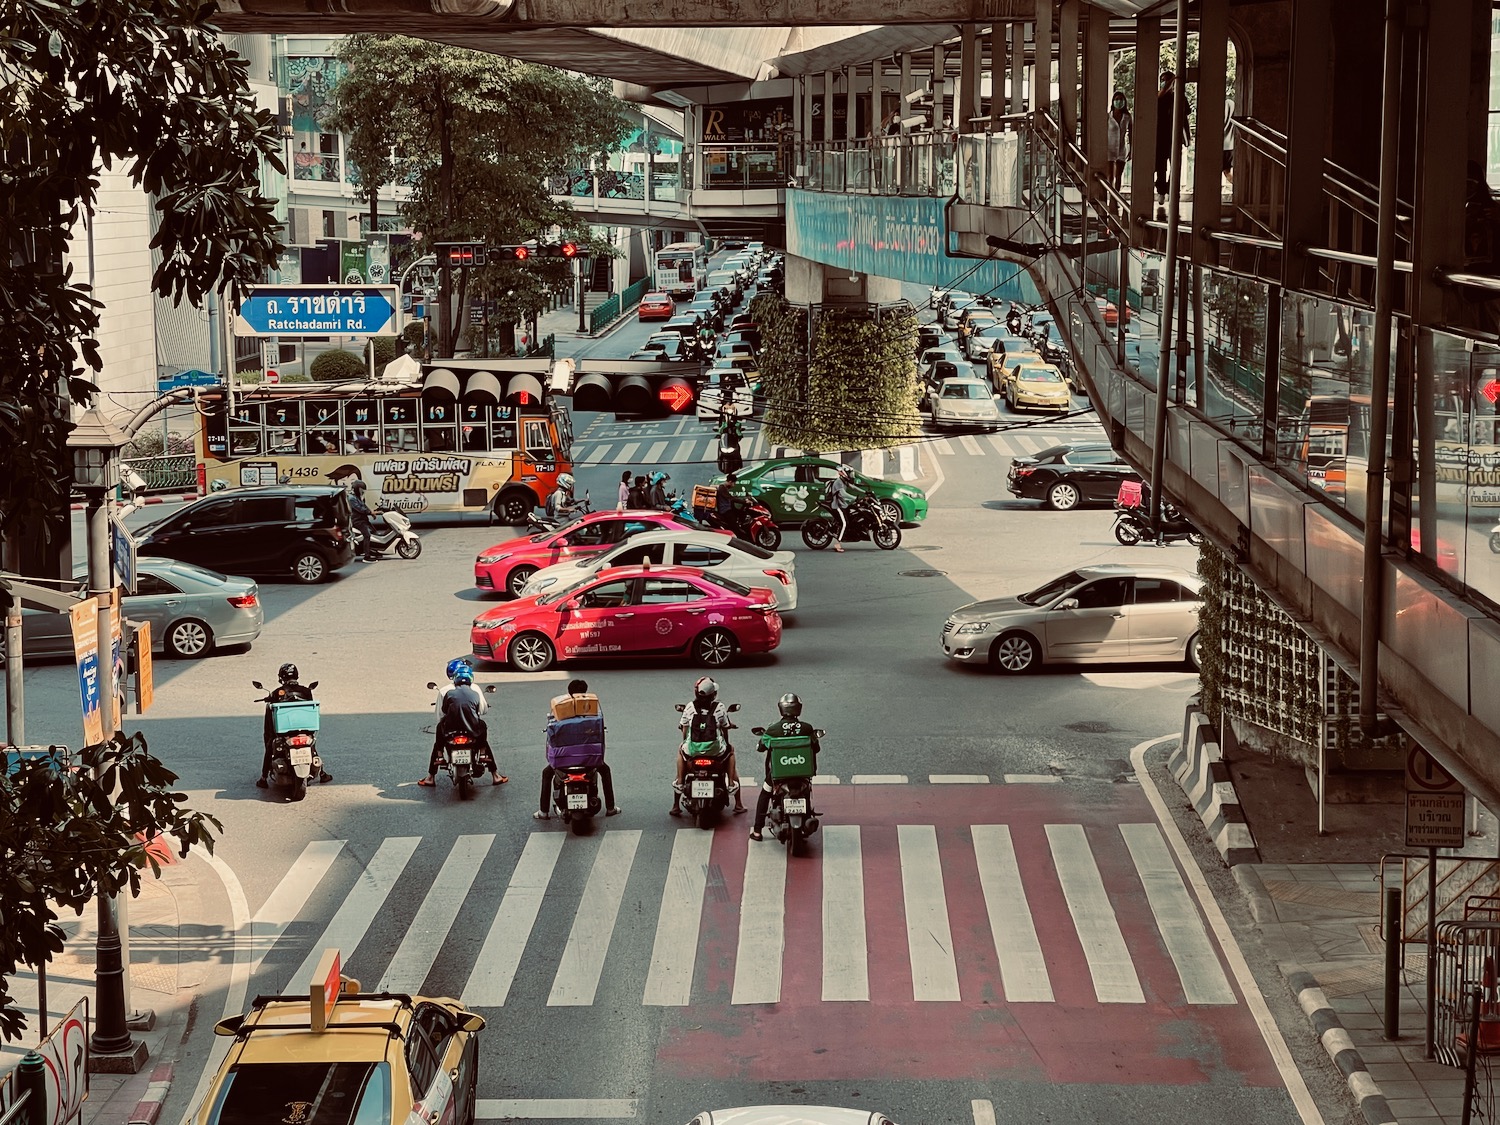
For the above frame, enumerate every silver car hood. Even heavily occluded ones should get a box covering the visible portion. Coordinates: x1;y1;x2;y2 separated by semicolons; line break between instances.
950;594;1030;619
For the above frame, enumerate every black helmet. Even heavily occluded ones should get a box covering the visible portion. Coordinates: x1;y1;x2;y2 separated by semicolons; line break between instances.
278;663;299;684
693;676;718;704
778;693;802;719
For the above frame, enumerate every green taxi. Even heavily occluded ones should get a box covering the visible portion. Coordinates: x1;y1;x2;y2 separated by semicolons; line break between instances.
713;456;929;527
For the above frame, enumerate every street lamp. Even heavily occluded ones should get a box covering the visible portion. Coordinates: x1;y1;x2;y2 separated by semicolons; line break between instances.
66;406;147;1070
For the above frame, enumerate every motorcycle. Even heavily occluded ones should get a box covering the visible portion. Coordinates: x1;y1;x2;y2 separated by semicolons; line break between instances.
1112;502;1205;547
693;494;782;550
801;493;901;551
253;678;322;802
674;700;742;829
423;681;499;798
526;491;592;533
751;724;826;856
356;508;421;560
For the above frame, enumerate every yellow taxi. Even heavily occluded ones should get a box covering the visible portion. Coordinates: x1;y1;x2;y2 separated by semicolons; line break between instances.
1004;360;1072;413
192;954;485;1125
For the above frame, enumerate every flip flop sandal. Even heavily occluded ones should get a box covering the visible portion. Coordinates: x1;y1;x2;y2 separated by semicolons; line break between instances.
417;778;436;787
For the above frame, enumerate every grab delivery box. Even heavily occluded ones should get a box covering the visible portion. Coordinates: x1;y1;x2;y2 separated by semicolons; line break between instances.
765;735;815;781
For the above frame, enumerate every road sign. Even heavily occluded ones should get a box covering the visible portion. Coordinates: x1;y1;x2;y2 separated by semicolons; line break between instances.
155;369;219;393
134;620;154;714
233;285;399;337
69;597;103;747
1406;744;1465;849
111;515;136;595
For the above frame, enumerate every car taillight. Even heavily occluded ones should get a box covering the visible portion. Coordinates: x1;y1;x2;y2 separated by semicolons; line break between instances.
226;594;258;608
331;526;345;541
288;734;313;747
693;759;714;767
750;602;777;614
1014;466;1035;478
763;568;790;585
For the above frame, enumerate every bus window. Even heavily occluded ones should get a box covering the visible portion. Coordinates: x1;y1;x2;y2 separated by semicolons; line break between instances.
386;427;419;452
523;419;550;452
343;398;378;431
309;430;340;454
424;426;457;452
268;430;301;455
492;421;518;449
461;425;489;452
230;430;261;455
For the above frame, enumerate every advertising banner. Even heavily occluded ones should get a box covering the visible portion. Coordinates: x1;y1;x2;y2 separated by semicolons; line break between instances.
366;240;390;285
110;593;123;734
136;620;154;714
341;241;367;284
70;597;103;746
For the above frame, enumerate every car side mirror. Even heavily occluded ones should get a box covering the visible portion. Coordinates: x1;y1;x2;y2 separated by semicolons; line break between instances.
674;703;687;712
562;599;580;612
426;681;438;690
458;1012;487;1034
727;703;741;712
1055;598;1080;611
214;1016;245;1037
251;680;264;690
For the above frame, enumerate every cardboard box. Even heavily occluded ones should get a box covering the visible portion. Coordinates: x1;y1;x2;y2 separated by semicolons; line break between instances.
550;693;600;720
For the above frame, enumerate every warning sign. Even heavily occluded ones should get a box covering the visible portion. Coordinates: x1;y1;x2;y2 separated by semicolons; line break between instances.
1406;744;1465;849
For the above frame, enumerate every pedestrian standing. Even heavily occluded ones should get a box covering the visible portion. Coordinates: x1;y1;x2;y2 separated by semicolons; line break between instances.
1154;70;1192;214
628;475;650;508
1222;94;1236;194
1107;91;1133;193
617;469;631;511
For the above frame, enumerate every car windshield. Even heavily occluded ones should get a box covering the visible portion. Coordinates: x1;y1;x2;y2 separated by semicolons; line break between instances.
726;536;774;558
941;383;986;399
1021;369;1064;384
208;1061;390;1125
1019;571;1084;605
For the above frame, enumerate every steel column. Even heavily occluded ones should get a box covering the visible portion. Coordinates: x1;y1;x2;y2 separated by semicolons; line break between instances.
1281;0;1332;291
1033;0;1053;119
959;24;980;131
1057;0;1079;139
1131;17;1161;228
1191;0;1228;262
989;23;1006;128
1010;24;1025;114
1082;3;1110;186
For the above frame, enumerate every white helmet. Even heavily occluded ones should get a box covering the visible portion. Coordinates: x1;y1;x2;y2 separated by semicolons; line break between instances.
556;473;575;493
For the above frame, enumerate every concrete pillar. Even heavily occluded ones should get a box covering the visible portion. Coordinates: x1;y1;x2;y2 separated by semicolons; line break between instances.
1281;0;1331;290
1191;0;1228;260
845;67;857;139
784;255;902;306
933;42;946;129
1130;16;1160;224
1010;24;1025;114
989;23;1006;128
960;24;980;132
1033;0;1053;118
1057;0;1079;139
872;58;886;133
823;69;834;142
1082;3;1110;187
802;75;815;167
900;52;913;132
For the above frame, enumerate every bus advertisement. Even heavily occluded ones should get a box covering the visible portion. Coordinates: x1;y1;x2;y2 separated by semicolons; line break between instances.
197;361;573;524
654;242;708;299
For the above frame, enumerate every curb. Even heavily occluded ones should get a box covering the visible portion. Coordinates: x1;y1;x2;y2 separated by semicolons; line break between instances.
1167;701;1260;865
1286;967;1399;1125
71;494;197;512
127;1064;173;1125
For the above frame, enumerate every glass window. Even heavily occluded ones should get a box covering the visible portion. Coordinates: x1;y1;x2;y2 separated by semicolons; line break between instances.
1072;578;1131;609
523;420;550;451
1133;578;1187;604
267;430;301;454
265;402;301;429
1065;449;1112;465
726;536;774;559
640;578;705;604
562;522;610;547
238;498;290;524
182;501;236;530
134;574;180;597
678;545;729;567
607;543;665;566
1022;570;1084;605
208;1061;390;1125
755;465;796;484
575;579;634;608
696;571;752;596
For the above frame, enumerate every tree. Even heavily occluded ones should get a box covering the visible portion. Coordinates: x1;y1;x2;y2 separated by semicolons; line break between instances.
1;0;286;561
327;36;630;356
0;733;221;1041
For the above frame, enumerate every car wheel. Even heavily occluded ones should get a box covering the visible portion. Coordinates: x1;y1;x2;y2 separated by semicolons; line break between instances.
694;627;738;667
290;776;308;802
164;618;213;659
1046;482;1081;511
991;631;1041;674
506;565;538;599
508;632;556;673
1490;530;1500;555
494;489;534;526
1187;532;1205;547
291;551;329;584
880;499;905;526
1187;632;1203;671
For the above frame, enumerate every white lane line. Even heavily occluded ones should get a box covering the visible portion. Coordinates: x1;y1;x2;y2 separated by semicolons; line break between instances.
580;443;613;467
642;830;714;1005
1015;434;1048;455
477;1100;639;1120
674;415;691;436
959;434;984;455
378;835;494;994
1045;824;1144;1003
987;434;1011;455
971;1100;997;1125
181;851;255;1124
972;825;1053;1002
1120;823;1236;1005
464;833;566;1005
289;837;419;989
930;774;990;784
731;842;787;1004
934;439;957;456
851;774;907;784
1130;738;1324;1125
898;825;961;1001
822;826;869;1001
549;831;642;1006
812;775;842;784
747;433;768;462
668;439;700;464
1003;774;1060;783
615;441;641;465
644;440;669;463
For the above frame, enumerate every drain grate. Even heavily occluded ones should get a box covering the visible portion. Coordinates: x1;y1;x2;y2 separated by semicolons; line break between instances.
899;568;947;578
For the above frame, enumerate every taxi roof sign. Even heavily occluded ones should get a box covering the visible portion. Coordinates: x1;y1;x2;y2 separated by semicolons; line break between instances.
310;948;342;1032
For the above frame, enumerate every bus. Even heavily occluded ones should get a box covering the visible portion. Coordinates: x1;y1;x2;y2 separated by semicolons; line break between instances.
197;360;573;524
654;242;708;300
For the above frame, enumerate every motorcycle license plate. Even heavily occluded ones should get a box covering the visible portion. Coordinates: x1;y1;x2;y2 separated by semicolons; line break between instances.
289;747;313;767
691;780;716;799
450;748;472;765
567;793;589;810
783;798;808;814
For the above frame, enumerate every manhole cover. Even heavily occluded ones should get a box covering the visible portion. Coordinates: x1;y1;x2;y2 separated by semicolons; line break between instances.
1065;720;1116;734
899;569;947;578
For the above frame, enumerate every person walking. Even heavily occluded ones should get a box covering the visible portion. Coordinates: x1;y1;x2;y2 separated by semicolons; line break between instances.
617;469;632;511
1154;70;1192;214
1107;91;1133;193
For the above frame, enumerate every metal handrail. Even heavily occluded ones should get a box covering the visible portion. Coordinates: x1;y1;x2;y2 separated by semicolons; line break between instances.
1207;230;1285;249
1304;244;1413;273
0;1090;31;1125
1229;115;1412;225
1440;270;1500;292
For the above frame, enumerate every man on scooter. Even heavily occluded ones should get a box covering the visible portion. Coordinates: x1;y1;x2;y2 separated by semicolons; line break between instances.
534;678;620;819
257;663;330;786
749;692;821;841
671;676;746;816
420;659;506;787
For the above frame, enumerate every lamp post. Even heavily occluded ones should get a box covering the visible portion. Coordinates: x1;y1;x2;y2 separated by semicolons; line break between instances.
66;406;147;1070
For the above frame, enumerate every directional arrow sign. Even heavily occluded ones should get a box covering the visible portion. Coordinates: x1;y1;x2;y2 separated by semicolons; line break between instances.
234;285;399;338
657;380;695;413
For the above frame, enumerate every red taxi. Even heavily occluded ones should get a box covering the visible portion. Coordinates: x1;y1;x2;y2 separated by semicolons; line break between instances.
638;291;676;321
475;510;696;598
471;565;782;672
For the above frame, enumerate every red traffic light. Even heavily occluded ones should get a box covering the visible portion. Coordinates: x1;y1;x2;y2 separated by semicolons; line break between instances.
657;379;694;413
515;246;529;261
1484;379;1500;404
560;241;578;259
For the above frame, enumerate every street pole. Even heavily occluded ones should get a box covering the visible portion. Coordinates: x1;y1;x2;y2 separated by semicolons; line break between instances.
4;599;22;746
577;257;587;334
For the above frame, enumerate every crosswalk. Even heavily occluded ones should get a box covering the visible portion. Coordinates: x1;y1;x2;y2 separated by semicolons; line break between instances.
246;818;1237;1013
923;421;1107;459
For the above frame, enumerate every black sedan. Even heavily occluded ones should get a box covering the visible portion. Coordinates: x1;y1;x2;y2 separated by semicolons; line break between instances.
1006;444;1141;511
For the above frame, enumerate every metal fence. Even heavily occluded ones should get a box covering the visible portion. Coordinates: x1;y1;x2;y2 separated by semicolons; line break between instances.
121;452;196;492
587;277;651;334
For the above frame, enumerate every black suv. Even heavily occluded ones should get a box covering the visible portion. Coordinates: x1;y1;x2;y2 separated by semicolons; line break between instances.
136;486;356;584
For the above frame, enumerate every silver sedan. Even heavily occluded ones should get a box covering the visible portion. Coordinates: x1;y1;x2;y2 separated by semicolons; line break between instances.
941;563;1202;673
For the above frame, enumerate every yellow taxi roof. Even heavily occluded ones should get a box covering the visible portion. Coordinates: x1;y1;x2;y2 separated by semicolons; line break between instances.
231;998;409;1065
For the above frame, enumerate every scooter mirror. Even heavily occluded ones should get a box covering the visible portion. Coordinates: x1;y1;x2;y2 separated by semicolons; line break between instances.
751;726;766;735
674;703;687;712
815;728;826;738
484;685;497;694
727;703;741;712
251;681;264;689
308;681;319;690
426;682;438;690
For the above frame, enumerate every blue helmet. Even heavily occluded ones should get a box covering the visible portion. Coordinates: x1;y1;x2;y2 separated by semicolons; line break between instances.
650;471;669;486
446;658;472;683
453;666;474;686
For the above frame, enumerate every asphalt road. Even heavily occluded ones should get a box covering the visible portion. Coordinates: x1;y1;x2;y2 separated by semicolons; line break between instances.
18;297;1351;1125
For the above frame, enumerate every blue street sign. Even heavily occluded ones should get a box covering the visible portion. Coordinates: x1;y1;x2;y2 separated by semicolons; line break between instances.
233;285;399;338
111;516;137;595
155;369;219;393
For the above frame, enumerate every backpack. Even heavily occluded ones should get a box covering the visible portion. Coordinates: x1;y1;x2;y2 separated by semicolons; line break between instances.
823;478;842;504
687;708;720;749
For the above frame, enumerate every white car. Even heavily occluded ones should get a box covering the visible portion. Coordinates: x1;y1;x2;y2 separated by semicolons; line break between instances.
930;377;1003;430
520;529;798;610
698;365;755;419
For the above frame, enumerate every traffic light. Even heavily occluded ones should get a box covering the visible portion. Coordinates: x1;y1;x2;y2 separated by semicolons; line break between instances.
569;371;696;417
493;245;531;262
537;241;580;259
434;242;488;268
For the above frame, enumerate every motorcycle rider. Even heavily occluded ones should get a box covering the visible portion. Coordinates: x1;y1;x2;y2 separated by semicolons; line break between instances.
545;473;583;523
714;473;743;533
348;479;380;562
824;466;858;552
671;676;746;816
648;471;671;511
749;693;821;842
420;659;506;787
257;663;330;787
533;678;621;819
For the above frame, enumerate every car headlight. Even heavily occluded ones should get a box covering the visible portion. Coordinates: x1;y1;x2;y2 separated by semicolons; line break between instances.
476;553;507;565
527;577;556;592
474;616;513;630
953;621;991;634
